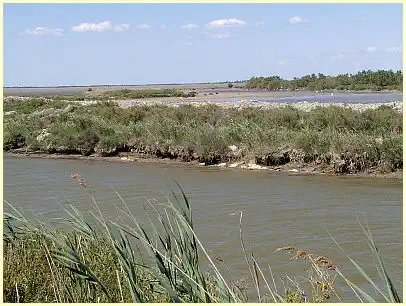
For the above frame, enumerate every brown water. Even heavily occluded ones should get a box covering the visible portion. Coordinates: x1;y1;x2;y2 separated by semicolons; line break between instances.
3;156;402;302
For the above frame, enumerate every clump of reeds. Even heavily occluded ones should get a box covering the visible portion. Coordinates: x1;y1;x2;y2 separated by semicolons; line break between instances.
275;245;337;270
71;173;87;187
273;245;338;302
274;235;401;303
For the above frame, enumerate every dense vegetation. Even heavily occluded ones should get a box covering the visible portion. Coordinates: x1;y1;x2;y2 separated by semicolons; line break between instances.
4;98;402;174
91;88;197;99
35;88;198;102
3;184;401;302
246;70;403;91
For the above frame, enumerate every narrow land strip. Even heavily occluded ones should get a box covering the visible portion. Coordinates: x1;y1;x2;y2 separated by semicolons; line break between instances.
4;91;402;179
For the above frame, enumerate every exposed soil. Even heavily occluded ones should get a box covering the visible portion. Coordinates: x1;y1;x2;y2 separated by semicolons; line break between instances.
4;150;402;180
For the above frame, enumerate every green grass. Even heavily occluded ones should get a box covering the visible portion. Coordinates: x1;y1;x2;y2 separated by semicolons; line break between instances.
88;88;197;100
3;99;403;173
3;97;70;114
3;181;401;303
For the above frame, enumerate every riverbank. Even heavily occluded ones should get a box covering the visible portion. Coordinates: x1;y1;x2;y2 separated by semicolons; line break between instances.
4;97;402;177
4;151;403;180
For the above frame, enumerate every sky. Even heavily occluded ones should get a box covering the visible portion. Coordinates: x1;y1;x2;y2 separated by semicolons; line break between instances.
4;3;403;87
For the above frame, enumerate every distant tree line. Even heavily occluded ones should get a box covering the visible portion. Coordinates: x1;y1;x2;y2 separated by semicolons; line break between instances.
246;70;403;91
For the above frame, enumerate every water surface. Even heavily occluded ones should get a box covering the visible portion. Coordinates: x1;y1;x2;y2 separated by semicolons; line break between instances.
3;156;402;301
198;92;403;104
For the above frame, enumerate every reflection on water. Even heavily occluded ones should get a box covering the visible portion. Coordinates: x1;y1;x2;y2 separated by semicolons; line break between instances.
3;156;402;301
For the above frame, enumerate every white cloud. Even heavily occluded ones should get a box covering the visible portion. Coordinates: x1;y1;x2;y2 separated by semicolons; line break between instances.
113;24;130;32
182;23;198;29
160;24;167;29
205;18;247;29
278;59;289;65
384;46;402;53
24;27;64;36
366;46;377;52
255;20;265;26
137;24;151;29
72;21;112;32
288;16;309;24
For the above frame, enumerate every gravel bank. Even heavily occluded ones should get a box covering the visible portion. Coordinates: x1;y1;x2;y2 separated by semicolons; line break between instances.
116;99;403;112
5;94;402;112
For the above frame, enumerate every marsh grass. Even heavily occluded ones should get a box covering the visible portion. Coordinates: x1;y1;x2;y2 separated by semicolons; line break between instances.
3;97;70;114
88;88;197;100
3;176;401;303
3;100;403;172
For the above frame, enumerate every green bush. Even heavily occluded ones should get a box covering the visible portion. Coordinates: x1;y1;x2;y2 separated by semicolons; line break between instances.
246;69;403;91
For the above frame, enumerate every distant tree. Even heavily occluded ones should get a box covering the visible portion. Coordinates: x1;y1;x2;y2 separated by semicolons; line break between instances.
245;70;402;91
228;83;234;88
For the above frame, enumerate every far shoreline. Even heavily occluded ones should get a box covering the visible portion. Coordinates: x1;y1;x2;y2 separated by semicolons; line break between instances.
3;85;403;98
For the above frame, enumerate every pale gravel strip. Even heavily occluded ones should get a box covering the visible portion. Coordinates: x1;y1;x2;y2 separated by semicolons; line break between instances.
4;96;403;112
116;99;403;113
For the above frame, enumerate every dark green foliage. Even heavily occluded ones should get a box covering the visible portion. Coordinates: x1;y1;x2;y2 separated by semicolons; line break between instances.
4;98;69;114
93;88;196;99
246;70;403;91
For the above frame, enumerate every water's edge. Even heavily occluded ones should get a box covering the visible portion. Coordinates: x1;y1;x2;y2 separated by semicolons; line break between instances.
4;151;403;180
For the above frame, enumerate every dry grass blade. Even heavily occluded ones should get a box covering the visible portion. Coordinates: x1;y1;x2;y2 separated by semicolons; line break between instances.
251;253;262;302
233;211;260;301
275;246;296;252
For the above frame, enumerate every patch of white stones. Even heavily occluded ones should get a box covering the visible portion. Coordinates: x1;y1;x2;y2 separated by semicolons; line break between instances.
210;160;301;172
4;95;403;113
116;99;403;113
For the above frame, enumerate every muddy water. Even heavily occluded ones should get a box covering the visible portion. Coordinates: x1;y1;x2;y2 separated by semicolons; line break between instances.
3;156;402;301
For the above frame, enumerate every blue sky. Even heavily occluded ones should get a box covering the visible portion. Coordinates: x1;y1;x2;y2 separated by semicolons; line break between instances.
4;3;403;87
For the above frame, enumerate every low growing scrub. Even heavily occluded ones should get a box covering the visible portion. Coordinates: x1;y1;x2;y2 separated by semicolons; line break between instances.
3;99;403;174
92;88;196;100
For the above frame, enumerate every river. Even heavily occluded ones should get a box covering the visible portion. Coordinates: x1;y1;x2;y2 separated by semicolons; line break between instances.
3;156;402;302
